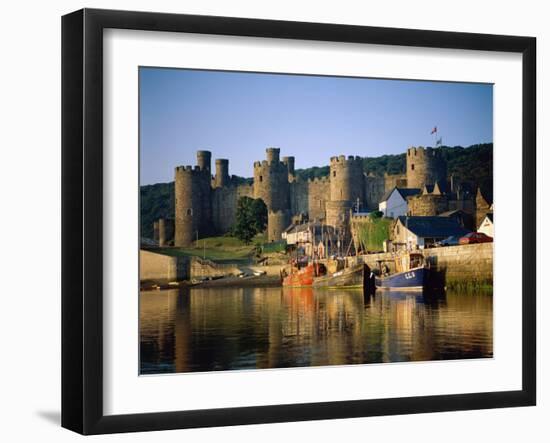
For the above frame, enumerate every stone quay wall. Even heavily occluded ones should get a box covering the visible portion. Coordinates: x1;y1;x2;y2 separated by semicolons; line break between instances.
140;251;242;283
358;242;493;286
140;250;189;283
189;257;241;279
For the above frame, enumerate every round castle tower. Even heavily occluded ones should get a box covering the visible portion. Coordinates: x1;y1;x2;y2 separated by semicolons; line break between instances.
326;155;364;227
281;156;295;182
406;146;447;190
253;148;289;211
174;151;213;247
253;148;291;241
268;210;290;243
214;158;230;188
196;150;211;173
158;218;166;246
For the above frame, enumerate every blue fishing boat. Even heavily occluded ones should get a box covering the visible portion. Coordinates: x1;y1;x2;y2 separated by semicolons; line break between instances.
375;252;427;291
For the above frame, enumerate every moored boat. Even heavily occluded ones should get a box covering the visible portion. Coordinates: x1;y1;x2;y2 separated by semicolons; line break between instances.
375;252;428;291
281;260;326;287
312;263;365;288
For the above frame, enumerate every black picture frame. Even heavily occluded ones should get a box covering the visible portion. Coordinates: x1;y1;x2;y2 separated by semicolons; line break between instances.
62;8;536;435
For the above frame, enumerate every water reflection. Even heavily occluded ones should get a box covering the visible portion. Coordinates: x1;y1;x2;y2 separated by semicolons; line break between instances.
140;287;493;374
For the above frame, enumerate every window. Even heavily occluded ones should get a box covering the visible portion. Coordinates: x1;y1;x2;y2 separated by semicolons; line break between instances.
259;175;263;182
411;164;415;170
186;208;193;216
333;171;336;177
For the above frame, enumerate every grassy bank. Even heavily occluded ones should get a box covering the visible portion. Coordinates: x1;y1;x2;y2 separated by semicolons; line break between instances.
155;234;269;263
354;216;392;252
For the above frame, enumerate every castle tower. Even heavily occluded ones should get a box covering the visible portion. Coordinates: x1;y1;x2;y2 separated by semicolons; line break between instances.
265;147;280;164
158;218;166;247
253;148;290;212
196;150;211;173
326;155;364;228
197;151;212;234
268;210;290;242
214;158;230;188
253;148;291;241
282;156;295;182
153;220;159;243
174;165;197;247
406;146;447;190
174;151;213;247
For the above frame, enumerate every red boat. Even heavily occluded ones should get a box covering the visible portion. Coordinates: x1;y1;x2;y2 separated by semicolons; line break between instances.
281;261;326;287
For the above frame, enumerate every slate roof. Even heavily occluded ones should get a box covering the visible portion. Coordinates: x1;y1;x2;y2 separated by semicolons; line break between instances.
438;209;467;217
381;187;421;202
284;223;335;236
397;216;470;238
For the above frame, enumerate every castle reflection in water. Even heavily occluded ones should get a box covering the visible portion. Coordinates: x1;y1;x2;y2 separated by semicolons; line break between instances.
140;287;493;374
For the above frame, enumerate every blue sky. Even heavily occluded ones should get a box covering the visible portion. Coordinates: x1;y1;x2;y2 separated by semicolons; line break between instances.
140;68;493;185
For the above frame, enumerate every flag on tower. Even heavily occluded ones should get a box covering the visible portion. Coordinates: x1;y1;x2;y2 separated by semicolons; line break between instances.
430;126;438;134
436;137;443;146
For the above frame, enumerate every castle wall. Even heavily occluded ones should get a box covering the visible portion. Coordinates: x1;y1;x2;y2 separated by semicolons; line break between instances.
211;183;254;233
326;200;353;228
308;177;330;221
290;179;309;217
365;174;386;211
384;173;408;192
408;193;449;216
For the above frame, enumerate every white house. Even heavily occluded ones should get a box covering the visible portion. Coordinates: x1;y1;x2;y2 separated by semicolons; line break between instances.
392;216;470;250
282;223;336;258
478;213;494;238
379;187;421;218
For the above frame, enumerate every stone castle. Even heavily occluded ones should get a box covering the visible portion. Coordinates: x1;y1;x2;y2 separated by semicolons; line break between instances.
158;146;490;247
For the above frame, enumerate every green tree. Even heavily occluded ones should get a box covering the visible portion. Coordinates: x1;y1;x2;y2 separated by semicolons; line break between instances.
233;197;267;244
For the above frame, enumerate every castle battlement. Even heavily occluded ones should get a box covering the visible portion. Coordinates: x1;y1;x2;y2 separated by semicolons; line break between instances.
408;146;442;157
308;176;330;184
174;165;211;175
329;154;363;165
175;165;196;173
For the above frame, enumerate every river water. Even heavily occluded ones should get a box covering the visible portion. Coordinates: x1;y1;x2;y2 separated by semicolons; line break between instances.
140;286;493;374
